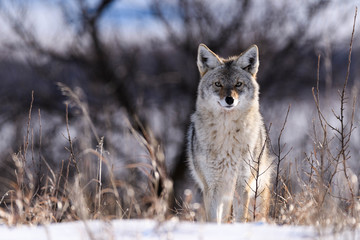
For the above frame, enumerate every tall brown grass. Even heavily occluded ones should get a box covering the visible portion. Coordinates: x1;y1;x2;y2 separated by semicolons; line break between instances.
0;84;173;225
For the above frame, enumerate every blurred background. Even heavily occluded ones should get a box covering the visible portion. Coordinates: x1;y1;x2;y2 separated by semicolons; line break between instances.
0;0;359;214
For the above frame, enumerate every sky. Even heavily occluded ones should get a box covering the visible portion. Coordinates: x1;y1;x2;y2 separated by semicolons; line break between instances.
0;0;356;49
0;0;358;57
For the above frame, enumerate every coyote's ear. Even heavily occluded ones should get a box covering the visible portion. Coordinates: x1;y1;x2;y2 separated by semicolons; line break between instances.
236;45;259;76
197;44;222;77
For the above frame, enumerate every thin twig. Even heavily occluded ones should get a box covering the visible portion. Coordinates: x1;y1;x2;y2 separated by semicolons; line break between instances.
96;137;104;214
272;105;291;219
24;91;34;162
338;7;357;213
65;104;80;174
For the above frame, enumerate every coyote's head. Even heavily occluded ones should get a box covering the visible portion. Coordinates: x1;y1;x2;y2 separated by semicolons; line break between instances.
196;44;260;112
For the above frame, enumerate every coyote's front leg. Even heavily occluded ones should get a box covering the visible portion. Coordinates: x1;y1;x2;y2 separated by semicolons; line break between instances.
233;175;271;221
233;180;251;222
203;178;237;223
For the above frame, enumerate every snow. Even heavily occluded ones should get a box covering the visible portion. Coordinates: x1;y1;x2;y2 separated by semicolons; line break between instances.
1;219;359;240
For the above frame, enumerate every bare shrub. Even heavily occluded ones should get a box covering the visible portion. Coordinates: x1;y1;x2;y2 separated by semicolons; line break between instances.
274;8;359;231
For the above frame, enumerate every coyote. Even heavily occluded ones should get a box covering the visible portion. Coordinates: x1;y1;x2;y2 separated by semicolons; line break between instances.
187;44;272;223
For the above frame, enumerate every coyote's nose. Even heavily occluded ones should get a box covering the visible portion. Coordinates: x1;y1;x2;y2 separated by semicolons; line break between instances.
225;96;234;105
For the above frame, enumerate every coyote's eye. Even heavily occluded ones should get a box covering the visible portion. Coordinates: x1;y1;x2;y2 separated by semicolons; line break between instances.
235;82;243;88
214;81;222;87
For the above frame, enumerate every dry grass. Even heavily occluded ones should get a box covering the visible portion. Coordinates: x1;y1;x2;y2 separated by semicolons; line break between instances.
0;84;173;225
271;7;359;231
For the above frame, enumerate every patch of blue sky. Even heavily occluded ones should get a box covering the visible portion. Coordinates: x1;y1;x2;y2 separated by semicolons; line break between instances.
98;0;182;42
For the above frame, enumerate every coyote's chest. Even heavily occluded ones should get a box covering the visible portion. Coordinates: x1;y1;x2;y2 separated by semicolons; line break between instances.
198;112;254;171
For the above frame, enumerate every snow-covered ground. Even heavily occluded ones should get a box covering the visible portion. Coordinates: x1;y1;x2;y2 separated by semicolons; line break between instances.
1;219;359;240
